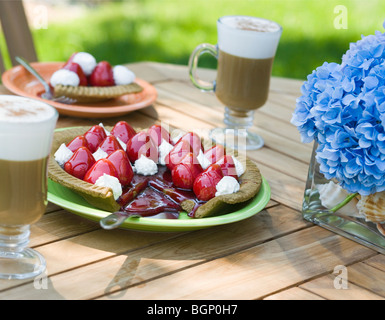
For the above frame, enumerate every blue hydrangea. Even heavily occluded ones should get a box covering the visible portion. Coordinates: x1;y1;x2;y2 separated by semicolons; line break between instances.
291;21;385;195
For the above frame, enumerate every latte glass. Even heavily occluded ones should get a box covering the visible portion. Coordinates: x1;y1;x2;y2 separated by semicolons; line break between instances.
0;95;58;279
189;16;282;150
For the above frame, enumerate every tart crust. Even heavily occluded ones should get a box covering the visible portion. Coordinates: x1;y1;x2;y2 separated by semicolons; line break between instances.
48;126;262;217
54;82;143;103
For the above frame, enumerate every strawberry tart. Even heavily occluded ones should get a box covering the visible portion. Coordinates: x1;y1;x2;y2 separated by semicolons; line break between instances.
48;122;262;219
50;52;143;103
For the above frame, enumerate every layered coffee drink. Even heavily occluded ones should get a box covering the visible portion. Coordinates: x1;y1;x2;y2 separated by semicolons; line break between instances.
0;96;58;226
216;52;274;110
0;158;48;225
188;15;282;149
215;16;281;111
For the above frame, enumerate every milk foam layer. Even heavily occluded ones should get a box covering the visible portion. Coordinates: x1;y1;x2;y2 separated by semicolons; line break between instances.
217;16;282;59
0;96;58;161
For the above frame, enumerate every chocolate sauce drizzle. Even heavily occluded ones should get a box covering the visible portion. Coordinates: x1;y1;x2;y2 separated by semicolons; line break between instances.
117;166;204;219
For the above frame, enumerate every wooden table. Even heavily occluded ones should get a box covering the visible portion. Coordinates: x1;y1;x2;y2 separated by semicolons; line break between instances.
0;62;384;301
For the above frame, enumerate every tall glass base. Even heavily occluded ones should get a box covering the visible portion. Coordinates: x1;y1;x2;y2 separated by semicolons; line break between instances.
210;107;264;150
0;225;46;280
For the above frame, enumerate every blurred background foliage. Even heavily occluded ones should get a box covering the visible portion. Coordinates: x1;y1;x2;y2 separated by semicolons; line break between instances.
2;0;385;79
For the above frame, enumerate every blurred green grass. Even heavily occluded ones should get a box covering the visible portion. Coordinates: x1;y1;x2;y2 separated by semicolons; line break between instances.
3;0;385;79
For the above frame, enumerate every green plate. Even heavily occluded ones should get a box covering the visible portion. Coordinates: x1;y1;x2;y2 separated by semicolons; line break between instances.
47;177;271;232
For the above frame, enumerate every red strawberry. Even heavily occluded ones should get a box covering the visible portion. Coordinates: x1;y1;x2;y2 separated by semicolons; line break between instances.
89;61;115;87
193;164;223;201
110;121;136;144
84;125;107;153
126;131;158;163
64;52;77;65
107;149;134;186
171;152;203;190
66;135;90;153
83;158;119;184
204;145;226;164
164;140;193;171
147;124;172;146
177;132;203;155
214;155;238;179
98;135;123;155
64;147;95;180
63;61;88;86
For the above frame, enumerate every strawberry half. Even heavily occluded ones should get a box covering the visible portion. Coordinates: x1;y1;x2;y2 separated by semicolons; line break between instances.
98;135;124;155
147;124;172;146
64;52;77;66
193;164;223;201
126;131;158;163
164;139;193;171
64;147;95;180
84;125;107;153
177;132;203;156
66;135;90;153
89;61;115;87
107;149;134;186
171;152;203;190
204;145;226;164
63;61;88;86
83;158;119;184
110;121;136;144
214;155;238;180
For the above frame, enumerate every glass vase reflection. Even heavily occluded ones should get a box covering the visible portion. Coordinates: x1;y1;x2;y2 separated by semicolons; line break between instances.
303;142;385;254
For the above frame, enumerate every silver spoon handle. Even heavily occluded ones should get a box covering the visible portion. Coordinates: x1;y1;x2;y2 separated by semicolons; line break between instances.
99;211;140;230
15;56;51;93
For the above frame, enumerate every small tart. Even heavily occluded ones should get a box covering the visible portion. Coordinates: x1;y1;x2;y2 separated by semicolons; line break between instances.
49;127;120;212
192;160;261;218
48;126;262;217
187;139;262;218
54;82;143;103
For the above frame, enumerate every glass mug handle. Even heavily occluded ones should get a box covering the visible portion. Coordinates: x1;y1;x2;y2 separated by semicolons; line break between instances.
188;43;218;92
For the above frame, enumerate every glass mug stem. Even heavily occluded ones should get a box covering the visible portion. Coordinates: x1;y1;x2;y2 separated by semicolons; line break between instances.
0;225;46;280
188;43;217;92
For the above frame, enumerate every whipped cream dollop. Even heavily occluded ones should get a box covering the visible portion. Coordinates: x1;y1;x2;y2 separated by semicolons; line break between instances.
158;139;174;165
134;155;158;175
197;149;211;170
94;174;122;200
50;69;80;87
99;123;110;136
215;176;240;197
113;65;135;85
98;122;126;151
232;156;245;177
54;143;74;167
72;52;97;76
93;148;108;161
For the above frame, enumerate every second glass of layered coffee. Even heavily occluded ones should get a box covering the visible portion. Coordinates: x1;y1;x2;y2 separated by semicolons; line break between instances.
0;95;58;279
189;15;282;150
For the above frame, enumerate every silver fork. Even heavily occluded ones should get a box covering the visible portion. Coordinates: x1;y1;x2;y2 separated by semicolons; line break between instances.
15;56;76;104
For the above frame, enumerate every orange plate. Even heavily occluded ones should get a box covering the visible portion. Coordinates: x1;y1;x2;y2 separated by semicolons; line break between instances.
1;62;157;118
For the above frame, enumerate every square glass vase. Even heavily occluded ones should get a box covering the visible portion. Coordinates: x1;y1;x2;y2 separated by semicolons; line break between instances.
303;142;385;254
